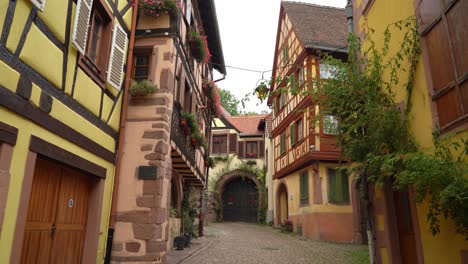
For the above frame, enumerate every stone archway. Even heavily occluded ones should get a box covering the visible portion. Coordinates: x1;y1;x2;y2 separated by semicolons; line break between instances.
275;180;289;225
215;169;264;222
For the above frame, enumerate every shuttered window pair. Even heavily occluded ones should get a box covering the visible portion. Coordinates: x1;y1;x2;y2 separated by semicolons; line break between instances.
72;0;127;90
212;135;228;154
327;168;349;204
290;118;303;146
299;171;309;205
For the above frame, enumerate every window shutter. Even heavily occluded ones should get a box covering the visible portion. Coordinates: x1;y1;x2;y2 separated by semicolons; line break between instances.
259;140;264;158
72;0;94;55
30;0;46;11
107;24;128;90
229;134;237;153
290;124;295;145
238;141;244;158
328;169;337;203
341;172;350;203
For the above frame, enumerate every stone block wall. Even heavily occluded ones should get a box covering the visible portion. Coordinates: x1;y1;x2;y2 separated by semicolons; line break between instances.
111;90;174;263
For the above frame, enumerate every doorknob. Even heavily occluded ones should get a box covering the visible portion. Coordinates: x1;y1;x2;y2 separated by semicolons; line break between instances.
51;223;56;238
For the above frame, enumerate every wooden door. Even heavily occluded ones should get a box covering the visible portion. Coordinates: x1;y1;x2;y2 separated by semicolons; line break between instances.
222;178;258;222
21;158;92;264
394;191;418;264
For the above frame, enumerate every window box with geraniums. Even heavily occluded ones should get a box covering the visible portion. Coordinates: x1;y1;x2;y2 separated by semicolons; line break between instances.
140;0;180;18
188;29;210;63
130;80;157;97
202;79;222;118
180;112;196;136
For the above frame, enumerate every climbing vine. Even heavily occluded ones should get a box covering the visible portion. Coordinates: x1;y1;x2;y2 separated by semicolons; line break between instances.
308;17;468;239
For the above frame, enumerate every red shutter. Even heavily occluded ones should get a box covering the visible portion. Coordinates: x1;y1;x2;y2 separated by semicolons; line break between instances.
238;141;244;158
259;140;265;158
229;134;237;153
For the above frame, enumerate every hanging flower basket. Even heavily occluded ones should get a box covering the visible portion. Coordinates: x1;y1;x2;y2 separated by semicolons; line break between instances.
202;79;221;118
180;118;191;135
188;29;210;63
140;0;180;18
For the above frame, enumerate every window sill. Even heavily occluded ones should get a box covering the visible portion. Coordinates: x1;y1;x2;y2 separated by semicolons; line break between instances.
77;55;116;98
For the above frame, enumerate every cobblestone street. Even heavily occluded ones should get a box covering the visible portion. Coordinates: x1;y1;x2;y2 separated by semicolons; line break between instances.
167;222;369;264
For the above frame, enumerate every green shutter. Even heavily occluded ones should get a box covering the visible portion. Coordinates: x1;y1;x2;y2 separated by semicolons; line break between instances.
328;169;337;203
290;124;295;146
300;172;308;205
341;172;350;203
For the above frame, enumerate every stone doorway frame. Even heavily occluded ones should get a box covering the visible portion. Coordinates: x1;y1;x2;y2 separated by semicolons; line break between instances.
215;169;264;222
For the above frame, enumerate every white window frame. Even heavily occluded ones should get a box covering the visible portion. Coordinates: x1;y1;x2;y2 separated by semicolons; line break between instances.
323;115;338;135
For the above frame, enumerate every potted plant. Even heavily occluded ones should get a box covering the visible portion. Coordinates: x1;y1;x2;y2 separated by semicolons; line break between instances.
140;0;180;18
188;29;210;63
129;80;157;96
180;112;195;136
174;236;185;250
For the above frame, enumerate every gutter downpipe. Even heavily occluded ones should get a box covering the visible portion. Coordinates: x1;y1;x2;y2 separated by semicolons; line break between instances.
346;1;375;263
109;0;138;233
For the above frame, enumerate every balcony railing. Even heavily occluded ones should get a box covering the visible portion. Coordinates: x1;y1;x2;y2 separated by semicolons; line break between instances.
171;102;205;183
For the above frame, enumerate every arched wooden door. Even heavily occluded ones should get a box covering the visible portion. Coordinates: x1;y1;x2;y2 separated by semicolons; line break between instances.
222;177;258;222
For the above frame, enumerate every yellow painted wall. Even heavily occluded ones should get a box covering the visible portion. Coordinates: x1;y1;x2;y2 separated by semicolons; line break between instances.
0;0;132;262
358;0;468;262
0;107;115;263
272;162;352;218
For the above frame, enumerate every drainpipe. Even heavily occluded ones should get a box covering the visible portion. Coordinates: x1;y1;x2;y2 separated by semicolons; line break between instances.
109;0;138;234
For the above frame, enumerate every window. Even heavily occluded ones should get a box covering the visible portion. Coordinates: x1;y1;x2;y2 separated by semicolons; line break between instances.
279;92;286;109
328;168;349;204
280;132;286;155
319;64;337;79
323;115;338;135
133;54;151;81
212;135;227;154
300;171;309;205
297;67;304;86
296;118;303;141
290;123;295;146
419;0;467;130
246;141;258;158
73;0;114;87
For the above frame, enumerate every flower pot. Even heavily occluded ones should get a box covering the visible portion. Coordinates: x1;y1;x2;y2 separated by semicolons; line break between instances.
184;233;191;248
190;136;199;148
174;236;186;250
180;119;191;135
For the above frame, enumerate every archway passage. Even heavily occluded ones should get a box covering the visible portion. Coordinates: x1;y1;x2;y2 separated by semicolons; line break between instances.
222;177;258;222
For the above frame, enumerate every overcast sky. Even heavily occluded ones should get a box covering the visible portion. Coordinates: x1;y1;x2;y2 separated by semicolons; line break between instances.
213;0;347;114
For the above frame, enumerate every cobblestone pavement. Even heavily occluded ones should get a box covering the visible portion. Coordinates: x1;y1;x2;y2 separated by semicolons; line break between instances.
168;222;369;264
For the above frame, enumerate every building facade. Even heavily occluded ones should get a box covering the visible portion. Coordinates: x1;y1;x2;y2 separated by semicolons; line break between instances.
0;0;133;262
352;0;468;263
268;2;363;243
206;114;267;223
110;0;225;262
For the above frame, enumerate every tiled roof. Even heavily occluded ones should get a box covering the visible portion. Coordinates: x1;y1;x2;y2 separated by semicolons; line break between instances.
282;1;348;51
226;115;268;135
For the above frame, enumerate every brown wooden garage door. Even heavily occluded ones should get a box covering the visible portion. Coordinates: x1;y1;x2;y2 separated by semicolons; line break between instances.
20;157;92;263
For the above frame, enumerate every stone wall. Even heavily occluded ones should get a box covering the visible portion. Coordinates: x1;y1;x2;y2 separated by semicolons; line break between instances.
111;89;174;263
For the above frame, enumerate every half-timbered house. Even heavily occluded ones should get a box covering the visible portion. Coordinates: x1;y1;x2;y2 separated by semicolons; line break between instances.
268;2;363;243
0;0;134;262
110;0;225;262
